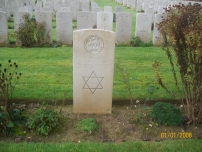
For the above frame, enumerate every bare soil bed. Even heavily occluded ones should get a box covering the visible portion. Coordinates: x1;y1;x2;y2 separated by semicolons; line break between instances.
0;103;202;143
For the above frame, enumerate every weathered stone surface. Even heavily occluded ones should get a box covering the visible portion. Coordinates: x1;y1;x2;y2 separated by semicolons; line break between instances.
153;13;164;46
116;12;132;44
35;11;52;44
135;13;152;43
0;11;8;44
56;12;72;45
97;11;113;31
77;11;93;30
73;29;115;114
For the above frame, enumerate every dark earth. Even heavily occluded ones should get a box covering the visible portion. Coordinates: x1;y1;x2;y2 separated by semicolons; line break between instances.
0;101;202;143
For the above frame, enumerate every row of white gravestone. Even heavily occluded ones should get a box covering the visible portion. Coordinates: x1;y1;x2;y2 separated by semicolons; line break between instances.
0;10;164;46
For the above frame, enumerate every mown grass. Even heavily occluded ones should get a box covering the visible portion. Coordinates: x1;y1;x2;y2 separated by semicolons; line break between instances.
0;140;201;152
0;47;183;103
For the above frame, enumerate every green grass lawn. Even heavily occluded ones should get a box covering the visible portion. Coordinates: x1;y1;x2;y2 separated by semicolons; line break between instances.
0;47;183;103
0;140;201;152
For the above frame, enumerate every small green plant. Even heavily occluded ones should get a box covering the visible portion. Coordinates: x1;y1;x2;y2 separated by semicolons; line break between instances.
131;36;153;47
76;118;98;134
151;102;183;126
27;106;61;135
0;106;26;136
0;60;24;136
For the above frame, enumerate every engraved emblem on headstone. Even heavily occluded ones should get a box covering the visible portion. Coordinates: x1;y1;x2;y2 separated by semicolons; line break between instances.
101;13;108;21
141;15;148;22
85;35;104;54
83;71;104;94
59;13;67;20
120;15;128;21
40;13;47;20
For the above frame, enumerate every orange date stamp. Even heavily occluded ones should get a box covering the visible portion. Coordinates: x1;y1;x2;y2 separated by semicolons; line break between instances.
160;132;192;138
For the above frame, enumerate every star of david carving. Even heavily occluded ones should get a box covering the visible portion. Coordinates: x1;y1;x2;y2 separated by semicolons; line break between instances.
83;71;104;94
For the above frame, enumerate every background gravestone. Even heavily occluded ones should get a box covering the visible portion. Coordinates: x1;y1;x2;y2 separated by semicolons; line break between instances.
73;29;115;114
35;11;52;44
116;12;132;45
135;13;152;43
97;11;113;31
92;7;102;27
115;6;123;14
104;6;112;12
14;11;28;31
77;11;93;30
0;11;8;44
56;12;72;45
153;13;164;46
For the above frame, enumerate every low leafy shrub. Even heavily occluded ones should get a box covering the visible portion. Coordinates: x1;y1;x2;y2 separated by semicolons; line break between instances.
0;106;26;136
27;106;61;135
15;13;48;47
76;118;98;134
151;102;183;126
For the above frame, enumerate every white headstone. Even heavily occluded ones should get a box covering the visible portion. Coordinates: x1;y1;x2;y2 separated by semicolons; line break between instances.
82;5;89;11
145;7;155;23
131;0;136;10
92;7;102;26
153;13;164;46
14;11;29;31
115;6;123;14
60;7;71;12
123;0;127;6
73;29;115;114
104;6;112;12
77;11;93;30
97;11;113;31
54;2;61;12
116;12;132;45
126;0;131;8
71;5;77;20
56;12;72;45
0;11;8;44
35;11;52;44
157;6;165;14
2;6;10;19
135;13;152;43
136;0;142;12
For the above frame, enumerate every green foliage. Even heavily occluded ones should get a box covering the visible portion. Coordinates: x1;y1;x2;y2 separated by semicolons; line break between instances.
15;13;48;47
76;118;98;134
155;3;202;125
27;106;61;135
0;60;24;136
0;106;26;136
131;37;153;47
151;102;183;126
